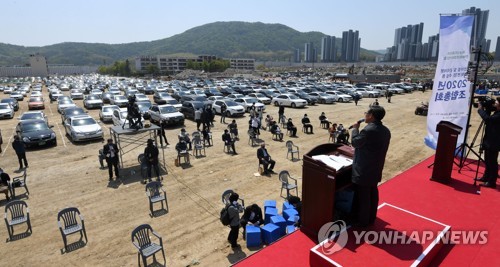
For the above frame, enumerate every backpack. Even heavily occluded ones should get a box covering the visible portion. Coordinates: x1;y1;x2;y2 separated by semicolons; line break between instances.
220;206;231;226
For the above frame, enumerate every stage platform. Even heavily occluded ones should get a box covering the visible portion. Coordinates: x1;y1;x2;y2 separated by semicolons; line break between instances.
235;156;500;267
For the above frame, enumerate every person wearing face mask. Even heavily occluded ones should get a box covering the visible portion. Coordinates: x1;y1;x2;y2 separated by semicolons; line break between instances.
227;193;243;249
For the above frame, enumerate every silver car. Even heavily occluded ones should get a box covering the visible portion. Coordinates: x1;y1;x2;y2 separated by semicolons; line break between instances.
64;115;104;142
99;105;119;122
0;103;14;119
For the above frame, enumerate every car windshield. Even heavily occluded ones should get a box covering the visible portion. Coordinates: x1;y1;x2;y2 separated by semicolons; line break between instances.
194;96;207;101
59;100;73;105
20;113;43;120
66;109;85;116
159;93;169;97
72;118;96;126
115;96;126;100
165;99;179;105
102;106;116;112
29;97;43;102
245;98;258;103
21;122;49;132
1;99;15;104
319;93;329;96
0;104;10;109
288;95;299;99
225;101;238;107
159;106;177;113
137;102;151;110
87;95;100;100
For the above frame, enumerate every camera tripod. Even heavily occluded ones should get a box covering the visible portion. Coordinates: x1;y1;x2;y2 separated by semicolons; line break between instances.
456;120;485;186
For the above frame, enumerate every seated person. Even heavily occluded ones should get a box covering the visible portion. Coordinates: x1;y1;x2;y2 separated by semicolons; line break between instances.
178;128;192;150
98;149;106;169
286;118;298;137
228;120;239;139
201;126;212;146
264;115;275;131
175;140;189;158
0;168;11;201
319;112;331;128
240;204;265;237
328;123;338;142
301;114;314;134
222;129;237;154
336;129;350;145
270;121;284;141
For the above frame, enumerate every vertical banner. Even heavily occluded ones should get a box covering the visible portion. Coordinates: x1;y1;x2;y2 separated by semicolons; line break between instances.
425;15;474;149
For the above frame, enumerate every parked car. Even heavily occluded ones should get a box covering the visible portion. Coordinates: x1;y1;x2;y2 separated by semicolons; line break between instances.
207;96;225;102
204;88;223;97
180;101;209;120
57;99;77;113
153;92;173;105
226;93;245;100
325;91;353;102
18;111;48;123
247;93;272;104
28;96;45;110
0;103;14;119
70;89;84;100
15;119;57;148
220;87;236;96
134;93;149;102
99;105;119;123
355;88;380;98
64;115;104;142
61;107;87;123
261;89;279;99
0;98;19;111
148;104;185;126
272;94;307;108
110;95;128;107
101;92;114;103
308;92;336;104
136;100;152;115
112;108;144;127
294;91;318;105
10;91;24;101
83;94;103;109
212;100;245;117
234;97;266;112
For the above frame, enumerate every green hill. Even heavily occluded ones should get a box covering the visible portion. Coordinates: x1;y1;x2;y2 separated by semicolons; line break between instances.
0;21;380;66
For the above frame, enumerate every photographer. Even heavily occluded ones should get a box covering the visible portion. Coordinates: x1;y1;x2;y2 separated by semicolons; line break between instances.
476;97;500;189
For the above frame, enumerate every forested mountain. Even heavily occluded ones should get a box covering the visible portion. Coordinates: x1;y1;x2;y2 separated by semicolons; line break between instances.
0;21;380;66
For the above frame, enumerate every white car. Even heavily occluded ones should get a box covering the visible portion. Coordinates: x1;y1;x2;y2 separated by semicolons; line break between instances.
112;108;131;127
70;89;84;100
64;115;104;142
207;96;225;102
148;104;185;126
226;93;245;100
0;103;14;119
10;91;24;101
99;105;119;122
110;95;128;107
212;100;245;117
272;94;307;108
83;94;103;109
134;93;149;102
325;91;352;102
247;93;272;104
57;99;77;113
355;88;380;98
233;97;266;112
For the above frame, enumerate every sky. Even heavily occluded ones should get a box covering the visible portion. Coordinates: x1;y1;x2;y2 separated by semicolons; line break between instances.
1;0;499;52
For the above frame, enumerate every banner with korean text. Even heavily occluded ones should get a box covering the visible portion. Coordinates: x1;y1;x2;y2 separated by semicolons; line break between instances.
425;15;474;149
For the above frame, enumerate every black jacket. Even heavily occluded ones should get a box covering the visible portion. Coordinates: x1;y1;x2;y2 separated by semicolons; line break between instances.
478;109;500;151
257;147;271;163
351;121;391;186
144;145;159;164
241;204;264;225
103;143;119;161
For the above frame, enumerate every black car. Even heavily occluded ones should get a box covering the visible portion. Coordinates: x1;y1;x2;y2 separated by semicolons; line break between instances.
220;87;236;96
180;101;209;120
294;92;317;105
173;91;190;101
204;88;223;97
0;98;19;111
143;86;155;95
61;107;87;123
15;119;57;148
153;92;172;104
180;95;209;103
102;92;114;104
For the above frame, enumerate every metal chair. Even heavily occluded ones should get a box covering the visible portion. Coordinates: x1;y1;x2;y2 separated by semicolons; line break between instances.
145;181;168;216
192;132;206;157
221;189;245;208
286;140;300;160
57;207;88;252
279;171;298;199
4;200;32;241
131;224;166;267
138;154;148;180
248;129;258;146
10;170;29;199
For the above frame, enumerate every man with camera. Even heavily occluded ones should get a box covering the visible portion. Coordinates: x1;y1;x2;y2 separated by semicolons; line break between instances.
476;97;500;189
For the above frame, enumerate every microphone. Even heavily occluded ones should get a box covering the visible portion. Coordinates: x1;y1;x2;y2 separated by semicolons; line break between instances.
349;119;365;129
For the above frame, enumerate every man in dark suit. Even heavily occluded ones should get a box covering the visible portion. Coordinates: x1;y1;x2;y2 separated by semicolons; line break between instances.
476;97;500;188
350;105;391;227
222;129;237;155
301;114;314;134
286;118;298;137
257;143;275;175
144;139;160;182
103;138;120;181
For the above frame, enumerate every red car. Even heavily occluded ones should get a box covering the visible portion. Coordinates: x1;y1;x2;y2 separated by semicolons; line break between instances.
28;97;45;110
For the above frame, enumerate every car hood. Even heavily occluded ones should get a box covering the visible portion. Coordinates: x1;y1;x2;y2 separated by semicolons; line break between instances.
160;111;184;118
72;124;102;133
21;129;55;139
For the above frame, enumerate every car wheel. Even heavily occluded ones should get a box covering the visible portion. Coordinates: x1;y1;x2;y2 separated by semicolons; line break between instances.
369;94;374;98
338;98;344;102
274;101;279;106
291;103;296;108
225;111;231;117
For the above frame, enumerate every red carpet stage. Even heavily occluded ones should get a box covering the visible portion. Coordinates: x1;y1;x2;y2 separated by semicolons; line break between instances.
235;156;500;267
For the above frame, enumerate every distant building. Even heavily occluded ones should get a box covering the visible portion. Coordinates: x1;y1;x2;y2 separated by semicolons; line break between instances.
304;42;315;63
495;37;500;61
294;48;301;63
29;54;49;77
462;6;490;52
135;55;254;74
321;36;337;62
341;30;360;62
392;23;424;61
0;54;97;77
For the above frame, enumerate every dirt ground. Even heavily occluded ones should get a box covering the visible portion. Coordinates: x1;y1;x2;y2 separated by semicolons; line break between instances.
0;87;485;266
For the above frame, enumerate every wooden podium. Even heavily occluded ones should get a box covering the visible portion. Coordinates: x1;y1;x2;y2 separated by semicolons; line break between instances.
301;143;354;240
431;121;462;183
